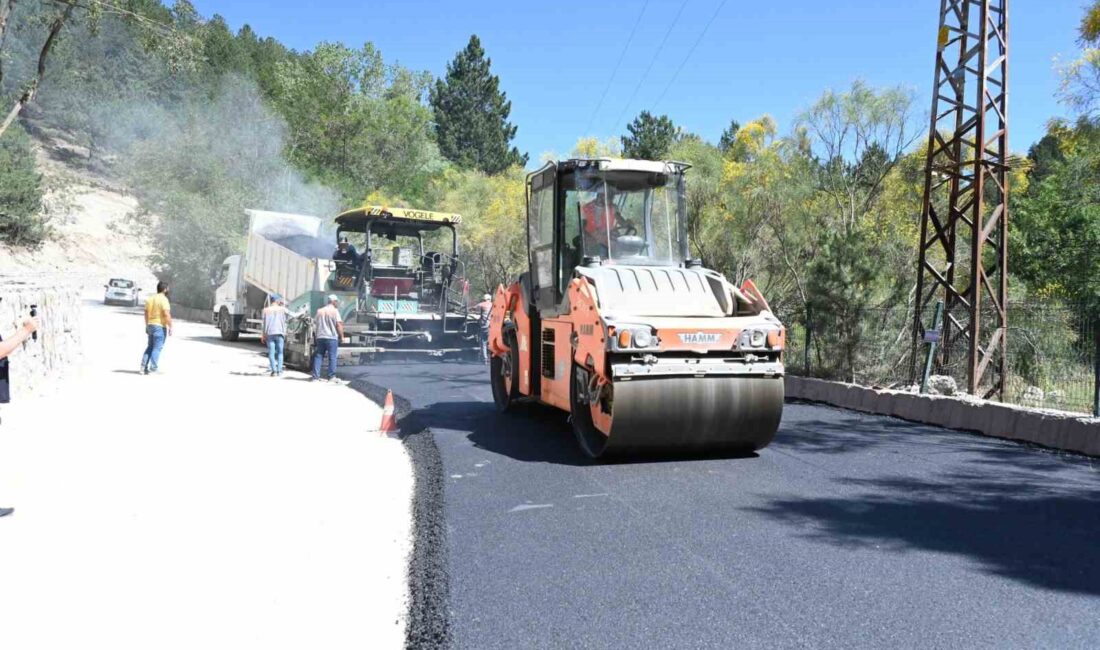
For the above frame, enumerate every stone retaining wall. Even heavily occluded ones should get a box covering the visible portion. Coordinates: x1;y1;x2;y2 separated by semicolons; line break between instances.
0;275;83;400
786;375;1100;457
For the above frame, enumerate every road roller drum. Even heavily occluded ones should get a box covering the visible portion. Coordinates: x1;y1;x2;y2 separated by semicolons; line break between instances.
571;375;784;458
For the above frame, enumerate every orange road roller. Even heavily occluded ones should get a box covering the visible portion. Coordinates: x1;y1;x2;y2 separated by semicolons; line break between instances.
488;158;785;458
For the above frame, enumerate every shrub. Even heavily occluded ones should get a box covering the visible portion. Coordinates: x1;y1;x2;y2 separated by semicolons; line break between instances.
0;124;47;247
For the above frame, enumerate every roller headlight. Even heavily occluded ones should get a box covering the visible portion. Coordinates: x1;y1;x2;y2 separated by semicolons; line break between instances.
749;329;766;348
613;327;655;349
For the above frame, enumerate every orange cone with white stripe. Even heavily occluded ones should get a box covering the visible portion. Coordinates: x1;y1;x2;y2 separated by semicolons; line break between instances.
379;390;398;436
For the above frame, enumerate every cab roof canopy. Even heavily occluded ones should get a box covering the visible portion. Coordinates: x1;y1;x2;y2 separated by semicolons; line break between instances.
335;205;462;237
538;159;692;191
553;158;691;174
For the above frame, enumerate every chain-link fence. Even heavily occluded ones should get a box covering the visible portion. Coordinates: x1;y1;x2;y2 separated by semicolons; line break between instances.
779;300;1099;416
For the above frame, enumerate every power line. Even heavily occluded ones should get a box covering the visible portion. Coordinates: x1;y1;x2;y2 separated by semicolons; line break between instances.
584;0;652;135
651;0;728;110
611;0;690;133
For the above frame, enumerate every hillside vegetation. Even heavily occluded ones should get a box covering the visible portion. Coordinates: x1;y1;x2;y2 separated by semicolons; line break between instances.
0;1;1097;389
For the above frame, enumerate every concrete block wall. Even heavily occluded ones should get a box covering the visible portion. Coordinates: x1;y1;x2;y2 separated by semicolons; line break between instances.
785;375;1100;457
0;275;83;400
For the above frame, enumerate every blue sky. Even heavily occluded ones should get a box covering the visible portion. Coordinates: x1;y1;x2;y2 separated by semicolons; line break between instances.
191;0;1087;161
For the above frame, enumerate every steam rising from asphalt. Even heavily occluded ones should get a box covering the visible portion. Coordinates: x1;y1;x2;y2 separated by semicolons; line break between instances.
103;74;343;221
90;74;344;294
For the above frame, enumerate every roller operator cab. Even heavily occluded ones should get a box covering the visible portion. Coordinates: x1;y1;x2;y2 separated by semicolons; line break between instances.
488;159;786;459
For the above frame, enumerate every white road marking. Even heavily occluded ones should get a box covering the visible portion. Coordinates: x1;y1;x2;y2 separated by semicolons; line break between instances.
573;493;610;499
508;503;553;513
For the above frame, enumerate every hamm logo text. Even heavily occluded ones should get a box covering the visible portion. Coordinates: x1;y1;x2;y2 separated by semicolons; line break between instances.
678;332;721;345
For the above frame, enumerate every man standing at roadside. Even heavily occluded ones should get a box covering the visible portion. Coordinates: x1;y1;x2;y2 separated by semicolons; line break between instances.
141;281;172;375
0;314;40;518
474;293;493;364
261;294;288;377
311;294;344;382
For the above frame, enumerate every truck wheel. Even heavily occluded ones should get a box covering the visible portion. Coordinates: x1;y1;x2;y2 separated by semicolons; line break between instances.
219;308;239;342
490;332;519;412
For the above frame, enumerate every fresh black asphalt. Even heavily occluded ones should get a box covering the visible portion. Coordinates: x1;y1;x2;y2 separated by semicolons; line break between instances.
342;360;1100;649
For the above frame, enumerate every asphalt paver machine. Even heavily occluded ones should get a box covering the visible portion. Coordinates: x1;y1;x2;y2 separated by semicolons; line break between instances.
284;206;480;368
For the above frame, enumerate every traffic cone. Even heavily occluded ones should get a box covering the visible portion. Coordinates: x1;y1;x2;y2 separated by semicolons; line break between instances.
378;390;398;437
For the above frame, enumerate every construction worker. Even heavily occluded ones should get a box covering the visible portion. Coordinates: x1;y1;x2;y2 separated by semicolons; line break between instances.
311;294;344;382
0;314;39;519
333;236;361;268
581;186;620;256
141;281;172;375
474;293;493;363
261;294;288;376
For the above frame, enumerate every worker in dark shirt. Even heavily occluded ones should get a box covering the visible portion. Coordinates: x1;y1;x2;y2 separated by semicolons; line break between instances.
333;236;361;267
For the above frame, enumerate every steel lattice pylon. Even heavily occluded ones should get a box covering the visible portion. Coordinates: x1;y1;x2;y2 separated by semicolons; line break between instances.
912;0;1009;398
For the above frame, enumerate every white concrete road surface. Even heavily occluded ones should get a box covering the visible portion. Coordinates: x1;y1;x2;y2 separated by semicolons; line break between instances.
0;297;412;649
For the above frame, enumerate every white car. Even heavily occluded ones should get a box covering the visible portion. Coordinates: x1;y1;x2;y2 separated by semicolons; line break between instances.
104;278;141;307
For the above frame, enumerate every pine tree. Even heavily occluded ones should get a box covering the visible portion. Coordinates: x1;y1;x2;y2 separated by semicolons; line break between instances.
718;119;741;153
621;111;676;160
0;125;46;247
430;35;527;174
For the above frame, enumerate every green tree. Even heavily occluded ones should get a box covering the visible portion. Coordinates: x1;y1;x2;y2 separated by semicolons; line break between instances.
1;0;198;142
1060;0;1100;116
0;0;75;140
804;228;878;380
621;110;676;160
270;42;439;201
1082;0;1100;42
430;35;526;174
1026;133;1065;186
0;123;45;246
200;15;252;80
1011;118;1100;313
718;119;740;154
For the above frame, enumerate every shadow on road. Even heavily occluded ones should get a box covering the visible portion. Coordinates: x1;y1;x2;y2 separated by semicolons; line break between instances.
397;400;592;467
401;399;765;467
755;407;1100;596
228;370;276;378
181;334;263;352
750;478;1100;596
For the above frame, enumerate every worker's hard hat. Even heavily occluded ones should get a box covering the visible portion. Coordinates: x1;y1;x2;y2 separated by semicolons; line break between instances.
328;294;339;303
483;294;492;301
338;236;349;244
271;293;282;302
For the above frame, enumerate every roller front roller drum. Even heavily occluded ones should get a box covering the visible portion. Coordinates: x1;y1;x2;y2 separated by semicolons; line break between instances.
571;371;784;459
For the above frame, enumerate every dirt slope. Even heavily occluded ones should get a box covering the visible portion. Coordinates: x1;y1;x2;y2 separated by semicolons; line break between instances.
0;133;157;293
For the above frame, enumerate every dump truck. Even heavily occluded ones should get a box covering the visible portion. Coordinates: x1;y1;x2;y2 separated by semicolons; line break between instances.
214;206;480;368
213;209;335;342
487;159;786;458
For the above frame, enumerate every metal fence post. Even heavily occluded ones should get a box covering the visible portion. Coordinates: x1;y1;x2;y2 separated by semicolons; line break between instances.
804;307;812;376
1093;316;1099;417
920;300;944;394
